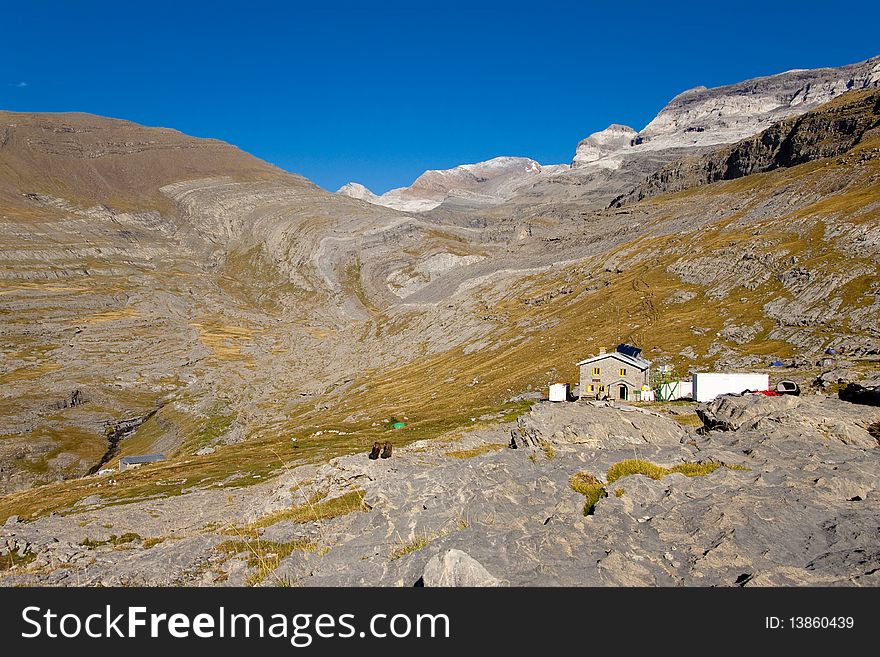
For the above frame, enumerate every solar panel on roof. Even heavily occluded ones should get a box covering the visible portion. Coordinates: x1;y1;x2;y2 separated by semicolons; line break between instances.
616;343;642;358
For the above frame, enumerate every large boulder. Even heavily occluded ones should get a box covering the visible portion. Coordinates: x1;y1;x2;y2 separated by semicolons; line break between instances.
839;383;880;407
697;394;800;431
420;549;500;587
510;401;686;449
817;367;861;388
698;393;879;448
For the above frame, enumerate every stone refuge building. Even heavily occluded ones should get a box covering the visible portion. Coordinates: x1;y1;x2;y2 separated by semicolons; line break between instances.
577;344;651;401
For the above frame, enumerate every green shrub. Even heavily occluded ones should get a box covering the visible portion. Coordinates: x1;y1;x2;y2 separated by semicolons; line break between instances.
79;532;142;549
0;551;36;571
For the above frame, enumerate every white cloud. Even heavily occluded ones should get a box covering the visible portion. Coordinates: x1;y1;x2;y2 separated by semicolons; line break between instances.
15;81;28;88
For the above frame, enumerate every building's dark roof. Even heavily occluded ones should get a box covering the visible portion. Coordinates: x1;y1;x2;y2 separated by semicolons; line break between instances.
120;454;165;465
616;343;642;359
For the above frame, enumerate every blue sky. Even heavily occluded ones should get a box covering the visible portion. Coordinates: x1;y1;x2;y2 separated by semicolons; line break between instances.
2;1;878;194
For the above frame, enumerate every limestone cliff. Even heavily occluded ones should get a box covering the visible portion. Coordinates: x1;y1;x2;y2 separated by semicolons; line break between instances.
611;89;880;206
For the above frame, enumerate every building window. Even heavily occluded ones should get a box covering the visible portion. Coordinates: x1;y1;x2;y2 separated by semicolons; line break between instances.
599;385;605;392
587;384;595;393
592;367;601;375
619;368;627;376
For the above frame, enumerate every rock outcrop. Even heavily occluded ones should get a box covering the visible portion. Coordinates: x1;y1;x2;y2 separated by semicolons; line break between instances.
571;124;638;169
420;549;500;587
635;56;880;150
839;383;880;407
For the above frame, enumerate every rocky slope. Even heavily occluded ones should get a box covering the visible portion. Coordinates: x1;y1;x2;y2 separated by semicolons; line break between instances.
2;393;877;586
2;91;879;500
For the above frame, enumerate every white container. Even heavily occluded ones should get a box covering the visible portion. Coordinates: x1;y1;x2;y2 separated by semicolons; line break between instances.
691;373;769;402
549;383;569;402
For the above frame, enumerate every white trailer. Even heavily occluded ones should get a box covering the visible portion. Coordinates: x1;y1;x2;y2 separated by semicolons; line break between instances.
691;373;769;402
549;383;569;402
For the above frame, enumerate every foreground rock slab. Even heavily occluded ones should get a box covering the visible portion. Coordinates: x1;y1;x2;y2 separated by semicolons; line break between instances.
2;395;878;587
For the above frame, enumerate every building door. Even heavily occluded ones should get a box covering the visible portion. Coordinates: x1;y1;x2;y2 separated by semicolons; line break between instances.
618;384;628;400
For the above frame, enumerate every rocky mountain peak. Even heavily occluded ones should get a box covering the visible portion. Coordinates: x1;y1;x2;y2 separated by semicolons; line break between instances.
336;181;378;202
636;55;880;150
571;124;638;169
571;55;880;168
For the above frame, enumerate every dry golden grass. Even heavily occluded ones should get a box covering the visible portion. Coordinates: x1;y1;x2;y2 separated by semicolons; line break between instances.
245;489;367;532
569;472;607;516
216;538;316;586
390;534;431;560
672;413;705;427
605;459;749;484
445;443;507;459
0;362;62;386
190;319;259;363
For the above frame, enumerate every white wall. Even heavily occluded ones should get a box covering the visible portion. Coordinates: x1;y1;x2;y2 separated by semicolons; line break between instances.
692;373;769;402
549;383;569;402
659;380;693;400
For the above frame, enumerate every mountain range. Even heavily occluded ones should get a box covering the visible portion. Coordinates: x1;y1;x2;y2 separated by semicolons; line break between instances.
339;55;880;211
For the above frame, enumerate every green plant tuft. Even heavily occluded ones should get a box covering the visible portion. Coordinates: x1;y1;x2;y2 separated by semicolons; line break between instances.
570;472;607;516
1;550;36;571
606;459;750;484
390;534;430;560
446;443;507;459
216;539;316;586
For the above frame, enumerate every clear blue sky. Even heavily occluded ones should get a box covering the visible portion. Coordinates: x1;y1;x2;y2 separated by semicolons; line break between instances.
2;1;878;194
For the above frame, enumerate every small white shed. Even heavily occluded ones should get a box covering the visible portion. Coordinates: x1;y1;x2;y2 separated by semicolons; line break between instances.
691;373;769;402
549;383;569;402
